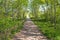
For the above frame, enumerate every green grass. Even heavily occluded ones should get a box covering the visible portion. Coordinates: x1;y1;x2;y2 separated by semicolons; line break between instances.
33;20;60;40
0;18;24;40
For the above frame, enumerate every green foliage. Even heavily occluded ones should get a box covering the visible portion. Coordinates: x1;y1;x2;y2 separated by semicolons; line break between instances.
0;0;60;40
0;17;23;40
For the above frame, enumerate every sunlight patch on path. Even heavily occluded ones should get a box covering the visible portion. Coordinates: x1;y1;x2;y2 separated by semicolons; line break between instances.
26;13;30;19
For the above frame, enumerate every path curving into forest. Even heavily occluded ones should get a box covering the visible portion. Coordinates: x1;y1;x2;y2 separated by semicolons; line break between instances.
12;19;48;40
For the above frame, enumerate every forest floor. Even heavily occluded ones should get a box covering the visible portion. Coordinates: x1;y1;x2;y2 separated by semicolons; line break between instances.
12;19;48;40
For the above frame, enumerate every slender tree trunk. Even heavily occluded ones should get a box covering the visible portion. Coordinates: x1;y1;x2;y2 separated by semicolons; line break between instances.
54;0;56;29
45;0;49;21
